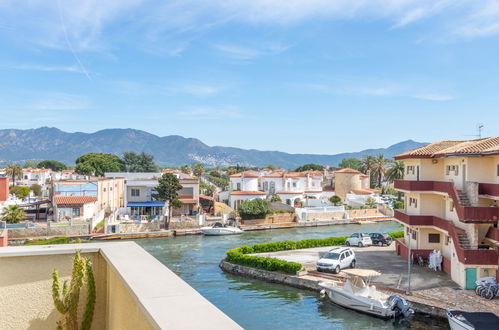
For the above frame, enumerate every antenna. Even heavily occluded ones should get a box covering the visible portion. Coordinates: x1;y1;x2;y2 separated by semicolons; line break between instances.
464;124;484;139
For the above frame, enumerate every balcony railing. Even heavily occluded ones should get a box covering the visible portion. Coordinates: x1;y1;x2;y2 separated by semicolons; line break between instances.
394;210;498;266
394;180;499;223
486;226;499;242
479;183;499;197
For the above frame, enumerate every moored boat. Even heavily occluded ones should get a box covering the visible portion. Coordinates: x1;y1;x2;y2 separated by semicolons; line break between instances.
447;309;499;330
200;222;243;236
319;276;413;319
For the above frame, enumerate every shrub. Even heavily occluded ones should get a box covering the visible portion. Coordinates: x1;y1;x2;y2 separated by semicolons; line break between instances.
30;184;43;196
9;185;30;199
388;231;404;239
238;198;272;220
393;201;404;209
225;231;401;274
24;237;71;245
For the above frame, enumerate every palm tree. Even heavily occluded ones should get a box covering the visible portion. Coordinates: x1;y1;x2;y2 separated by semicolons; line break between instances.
180;165;192;175
1;205;26;223
386;160;404;183
372;154;390;187
361;156;375;188
5;164;22;186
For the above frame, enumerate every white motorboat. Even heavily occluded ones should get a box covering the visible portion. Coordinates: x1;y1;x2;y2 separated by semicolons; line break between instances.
200;222;243;236
447;309;499;330
319;276;413;319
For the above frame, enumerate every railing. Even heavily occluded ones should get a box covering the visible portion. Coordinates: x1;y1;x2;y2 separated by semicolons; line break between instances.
479;183;499;197
394;210;498;265
394;180;499;222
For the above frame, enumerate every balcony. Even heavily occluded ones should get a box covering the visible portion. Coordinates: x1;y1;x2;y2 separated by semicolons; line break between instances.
394;180;499;223
0;242;241;329
479;183;499;197
394;210;498;266
486;226;499;242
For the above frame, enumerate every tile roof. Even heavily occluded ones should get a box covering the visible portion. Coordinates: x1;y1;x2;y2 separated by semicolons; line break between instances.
395;137;499;159
230;190;267;195
229;171;260;178
351;189;375;195
55;196;97;205
334;168;361;174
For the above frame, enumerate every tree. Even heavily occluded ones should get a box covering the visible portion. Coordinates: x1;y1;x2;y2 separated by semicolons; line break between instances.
37;160;67;171
266;164;277;170
10;185;30;199
23;160;40;168
5;164;22;185
122;152;158;172
270;194;282;202
153;173;183;229
237;198;272;220
365;197;377;209
180;165;192;175
30;184;42;196
1;205;26;223
338;158;362;171
386;160;404;183
75;153;124;177
204;184;217;197
372;154;390;187
192;163;205;177
361;156;375;187
329;195;342;206
295;164;324;172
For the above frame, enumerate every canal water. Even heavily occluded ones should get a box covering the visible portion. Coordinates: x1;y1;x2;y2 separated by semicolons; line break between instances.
136;222;448;329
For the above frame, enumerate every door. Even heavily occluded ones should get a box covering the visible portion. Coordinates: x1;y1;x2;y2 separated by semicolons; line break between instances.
340;253;348;268
416;166;420;181
465;268;477;289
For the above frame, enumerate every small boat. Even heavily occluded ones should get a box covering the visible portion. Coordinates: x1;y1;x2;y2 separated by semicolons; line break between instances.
319;276;413;319
447;309;499;330
200;222;243;236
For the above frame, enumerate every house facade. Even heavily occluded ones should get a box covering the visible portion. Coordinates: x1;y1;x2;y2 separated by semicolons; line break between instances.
393;137;499;288
105;172;200;220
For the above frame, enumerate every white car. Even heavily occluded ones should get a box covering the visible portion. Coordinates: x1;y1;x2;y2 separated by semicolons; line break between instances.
346;233;372;247
316;247;356;274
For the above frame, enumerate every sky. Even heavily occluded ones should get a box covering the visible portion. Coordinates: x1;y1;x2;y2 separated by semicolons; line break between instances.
0;0;498;154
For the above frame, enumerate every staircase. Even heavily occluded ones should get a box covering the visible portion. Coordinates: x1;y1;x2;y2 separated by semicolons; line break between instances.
456;190;471;206
457;232;471;249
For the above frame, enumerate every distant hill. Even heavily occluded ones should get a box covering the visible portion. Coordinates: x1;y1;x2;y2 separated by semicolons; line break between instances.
0;127;428;168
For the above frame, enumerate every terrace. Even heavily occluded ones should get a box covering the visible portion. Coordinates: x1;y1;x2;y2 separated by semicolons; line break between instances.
0;242;240;329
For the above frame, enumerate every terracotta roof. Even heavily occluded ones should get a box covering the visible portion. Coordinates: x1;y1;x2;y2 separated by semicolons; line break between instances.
229;171;260;178
351;189;374;195
395;137;499;159
334;168;361;174
179;198;198;204
55;196;97;205
199;194;214;201
359;174;369;178
230;190;267;195
277;191;304;194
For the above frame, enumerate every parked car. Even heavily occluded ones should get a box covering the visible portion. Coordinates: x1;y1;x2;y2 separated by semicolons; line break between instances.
316;247;356;274
346;233;372;247
369;233;393;246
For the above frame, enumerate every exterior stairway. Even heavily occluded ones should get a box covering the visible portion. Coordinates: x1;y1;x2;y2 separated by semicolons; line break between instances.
457;232;471;249
456;190;471;206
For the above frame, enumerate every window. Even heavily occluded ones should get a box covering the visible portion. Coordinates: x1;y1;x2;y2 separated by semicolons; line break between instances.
103;188;106;192
236;183;241;191
131;188;140;197
428;233;440;243
445;235;451;245
406;166;415;175
411;230;417;240
340;254;345;260
449;200;454;212
409;197;418;208
72;208;80;216
293;182;297;188
446;165;459;176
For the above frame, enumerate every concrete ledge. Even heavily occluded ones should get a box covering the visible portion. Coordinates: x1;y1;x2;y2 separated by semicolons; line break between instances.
0;242;241;329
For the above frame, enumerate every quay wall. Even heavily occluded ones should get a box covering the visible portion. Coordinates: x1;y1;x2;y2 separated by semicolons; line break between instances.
119;222;160;233
7;224;90;238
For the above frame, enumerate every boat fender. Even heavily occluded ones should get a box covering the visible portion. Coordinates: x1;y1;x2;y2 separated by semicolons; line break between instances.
319;289;326;297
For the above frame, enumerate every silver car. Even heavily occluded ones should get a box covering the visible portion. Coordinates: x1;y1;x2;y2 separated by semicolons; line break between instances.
346;233;372;247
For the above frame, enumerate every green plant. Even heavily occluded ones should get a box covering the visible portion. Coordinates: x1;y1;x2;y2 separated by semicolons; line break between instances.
1;205;26;223
329;195;342;206
237;198;272;220
388;231;404;239
52;250;96;330
30;183;43;196
393;200;404;209
94;219;105;231
9;185;30;199
270;194;281;202
153;173;183;229
24;237;71;245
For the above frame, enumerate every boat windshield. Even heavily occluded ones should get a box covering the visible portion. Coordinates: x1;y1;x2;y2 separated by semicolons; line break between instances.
324;252;340;260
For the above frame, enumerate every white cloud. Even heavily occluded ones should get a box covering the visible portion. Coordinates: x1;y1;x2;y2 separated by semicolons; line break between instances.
2;0;499;56
177;106;243;119
2;63;83;73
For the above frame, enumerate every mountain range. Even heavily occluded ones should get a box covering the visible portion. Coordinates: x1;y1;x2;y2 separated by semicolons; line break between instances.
0;127;427;168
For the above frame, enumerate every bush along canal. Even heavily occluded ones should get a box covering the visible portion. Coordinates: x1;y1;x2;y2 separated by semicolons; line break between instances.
135;222;448;329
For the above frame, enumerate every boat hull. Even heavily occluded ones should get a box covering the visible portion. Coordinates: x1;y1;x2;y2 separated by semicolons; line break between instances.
201;228;243;236
322;286;393;319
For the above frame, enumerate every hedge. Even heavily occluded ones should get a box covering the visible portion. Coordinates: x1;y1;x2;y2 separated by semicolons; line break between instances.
24;237;71;245
225;231;404;274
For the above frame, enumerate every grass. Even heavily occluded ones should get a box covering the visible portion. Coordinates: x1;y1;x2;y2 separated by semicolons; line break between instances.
95;219;105;230
24;237;71;245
